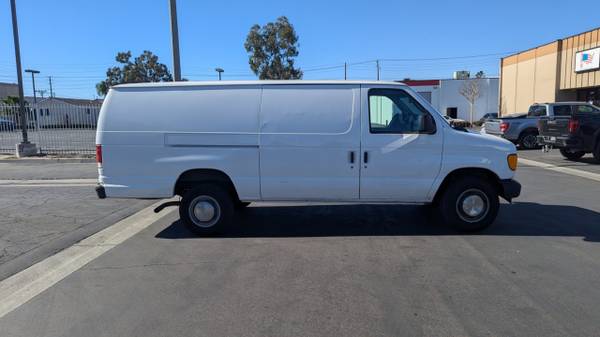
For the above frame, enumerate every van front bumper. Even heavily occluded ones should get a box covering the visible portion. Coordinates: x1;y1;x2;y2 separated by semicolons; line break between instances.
500;179;521;202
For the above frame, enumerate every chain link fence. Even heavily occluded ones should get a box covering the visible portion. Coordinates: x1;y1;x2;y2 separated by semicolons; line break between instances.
0;103;101;156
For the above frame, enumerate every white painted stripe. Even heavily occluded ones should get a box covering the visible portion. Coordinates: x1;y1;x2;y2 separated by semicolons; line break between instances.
0;178;97;187
520;158;600;182
0;178;97;185
1;183;97;187
0;199;176;319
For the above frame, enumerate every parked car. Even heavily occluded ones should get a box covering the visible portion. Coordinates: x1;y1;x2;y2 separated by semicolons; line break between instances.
443;115;470;128
484;103;567;149
537;103;600;162
95;80;521;234
480;113;498;121
474;113;498;126
0;117;16;132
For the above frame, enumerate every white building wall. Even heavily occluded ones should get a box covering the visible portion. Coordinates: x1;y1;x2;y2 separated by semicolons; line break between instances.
408;78;499;122
438;78;499;121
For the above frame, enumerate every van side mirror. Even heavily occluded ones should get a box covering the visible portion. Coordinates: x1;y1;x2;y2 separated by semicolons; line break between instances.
420;114;436;133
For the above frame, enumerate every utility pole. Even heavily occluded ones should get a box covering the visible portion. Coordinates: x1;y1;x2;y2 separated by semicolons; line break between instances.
376;60;380;81
25;69;40;104
48;76;54;97
215;68;224;80
10;0;37;156
36;89;47;98
344;62;347;80
169;0;182;81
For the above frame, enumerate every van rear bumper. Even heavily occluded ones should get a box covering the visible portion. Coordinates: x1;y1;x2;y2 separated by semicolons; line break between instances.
95;185;106;199
500;179;521;202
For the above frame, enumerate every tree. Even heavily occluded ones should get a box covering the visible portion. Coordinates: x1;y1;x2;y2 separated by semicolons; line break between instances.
459;79;481;125
244;16;302;80
96;50;173;96
475;70;485;78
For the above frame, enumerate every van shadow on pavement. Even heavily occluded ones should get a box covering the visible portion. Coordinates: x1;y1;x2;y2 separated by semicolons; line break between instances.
155;202;600;242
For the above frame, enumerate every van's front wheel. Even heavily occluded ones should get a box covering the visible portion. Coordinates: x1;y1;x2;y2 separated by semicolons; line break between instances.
179;184;234;235
438;177;499;232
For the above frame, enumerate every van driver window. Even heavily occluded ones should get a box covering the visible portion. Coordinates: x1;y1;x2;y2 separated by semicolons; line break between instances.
369;89;429;133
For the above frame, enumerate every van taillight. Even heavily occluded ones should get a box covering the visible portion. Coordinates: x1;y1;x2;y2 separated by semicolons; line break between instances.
96;144;102;165
568;119;580;134
500;122;509;133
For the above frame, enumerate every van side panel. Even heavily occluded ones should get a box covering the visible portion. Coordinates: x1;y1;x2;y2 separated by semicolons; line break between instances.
96;86;261;199
259;85;361;200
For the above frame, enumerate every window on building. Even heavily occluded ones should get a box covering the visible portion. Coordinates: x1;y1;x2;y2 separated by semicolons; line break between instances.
368;89;434;134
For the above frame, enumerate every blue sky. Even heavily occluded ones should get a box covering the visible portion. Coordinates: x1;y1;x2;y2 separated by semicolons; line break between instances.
1;0;598;99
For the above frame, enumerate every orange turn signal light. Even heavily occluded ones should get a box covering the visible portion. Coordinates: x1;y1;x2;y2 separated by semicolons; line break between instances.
507;154;518;171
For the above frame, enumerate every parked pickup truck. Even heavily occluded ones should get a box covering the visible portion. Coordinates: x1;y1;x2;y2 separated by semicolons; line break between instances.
483;103;564;149
537;102;600;162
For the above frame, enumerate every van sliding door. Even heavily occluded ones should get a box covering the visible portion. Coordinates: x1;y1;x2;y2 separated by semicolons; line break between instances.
258;85;361;200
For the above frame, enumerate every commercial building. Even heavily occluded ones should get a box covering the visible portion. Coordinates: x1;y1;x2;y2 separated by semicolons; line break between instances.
500;27;600;115
0;82;18;99
403;78;499;121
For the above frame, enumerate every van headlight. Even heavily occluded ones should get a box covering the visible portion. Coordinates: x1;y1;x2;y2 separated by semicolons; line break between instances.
507;154;518;171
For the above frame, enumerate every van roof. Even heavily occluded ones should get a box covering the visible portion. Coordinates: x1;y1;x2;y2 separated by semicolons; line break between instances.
113;80;409;89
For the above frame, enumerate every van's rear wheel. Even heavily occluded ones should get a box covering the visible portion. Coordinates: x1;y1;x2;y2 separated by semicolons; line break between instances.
437;177;499;232
179;184;233;235
559;148;585;161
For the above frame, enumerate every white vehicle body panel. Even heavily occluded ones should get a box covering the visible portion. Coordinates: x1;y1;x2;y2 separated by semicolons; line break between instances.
359;84;443;202
96;80;517;203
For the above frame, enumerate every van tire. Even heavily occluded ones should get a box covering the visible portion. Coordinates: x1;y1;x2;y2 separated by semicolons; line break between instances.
437;177;499;232
518;130;539;149
560;148;585;161
179;183;234;236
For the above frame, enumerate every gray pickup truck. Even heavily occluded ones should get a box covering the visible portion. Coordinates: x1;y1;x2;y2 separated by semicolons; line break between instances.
484;103;563;149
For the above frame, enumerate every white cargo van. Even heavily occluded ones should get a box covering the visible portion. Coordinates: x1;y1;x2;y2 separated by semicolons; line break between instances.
95;81;520;234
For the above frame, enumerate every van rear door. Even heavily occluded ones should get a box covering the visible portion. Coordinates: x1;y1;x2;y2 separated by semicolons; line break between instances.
259;85;361;200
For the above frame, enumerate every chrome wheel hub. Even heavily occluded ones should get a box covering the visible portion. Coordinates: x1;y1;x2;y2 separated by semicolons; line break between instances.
462;195;485;217
189;196;220;228
456;189;489;223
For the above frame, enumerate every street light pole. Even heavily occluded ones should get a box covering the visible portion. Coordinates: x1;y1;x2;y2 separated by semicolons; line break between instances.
215;68;224;81
169;0;182;81
25;69;40;104
9;0;28;144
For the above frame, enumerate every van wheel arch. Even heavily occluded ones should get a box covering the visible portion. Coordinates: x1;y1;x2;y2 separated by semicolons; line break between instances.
174;169;240;203
433;168;502;205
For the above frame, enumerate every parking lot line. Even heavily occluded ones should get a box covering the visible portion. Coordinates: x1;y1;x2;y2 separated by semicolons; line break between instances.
520;158;600;183
0;178;97;187
0;199;176;319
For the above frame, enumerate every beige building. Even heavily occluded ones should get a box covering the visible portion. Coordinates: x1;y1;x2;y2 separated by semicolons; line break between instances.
500;27;600;115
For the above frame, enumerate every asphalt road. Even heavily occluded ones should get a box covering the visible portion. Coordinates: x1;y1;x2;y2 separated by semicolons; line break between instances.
1;159;600;336
0;161;153;280
518;148;600;174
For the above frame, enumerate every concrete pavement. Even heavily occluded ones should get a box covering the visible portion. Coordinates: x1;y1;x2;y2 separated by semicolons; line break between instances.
1;164;600;336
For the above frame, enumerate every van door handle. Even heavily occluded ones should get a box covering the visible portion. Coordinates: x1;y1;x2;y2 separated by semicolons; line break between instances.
349;151;355;163
363;151;369;163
